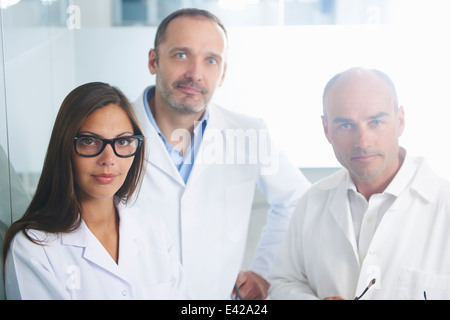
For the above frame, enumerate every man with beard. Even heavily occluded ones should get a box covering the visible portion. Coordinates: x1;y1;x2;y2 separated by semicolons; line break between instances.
130;8;310;299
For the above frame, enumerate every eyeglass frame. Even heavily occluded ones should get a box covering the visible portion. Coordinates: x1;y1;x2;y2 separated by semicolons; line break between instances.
73;134;144;158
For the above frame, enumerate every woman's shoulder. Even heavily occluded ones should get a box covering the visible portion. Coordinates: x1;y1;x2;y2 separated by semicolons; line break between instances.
10;228;61;251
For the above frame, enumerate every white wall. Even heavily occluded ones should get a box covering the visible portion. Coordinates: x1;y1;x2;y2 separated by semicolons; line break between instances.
2;0;450;301
4;28;76;174
3;0;450;196
72;23;450;179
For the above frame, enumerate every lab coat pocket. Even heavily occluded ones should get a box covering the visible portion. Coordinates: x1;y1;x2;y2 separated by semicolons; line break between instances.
225;181;255;242
141;280;175;300
396;267;450;300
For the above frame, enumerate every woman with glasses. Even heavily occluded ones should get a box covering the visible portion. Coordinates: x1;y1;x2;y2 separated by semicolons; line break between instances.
2;82;188;299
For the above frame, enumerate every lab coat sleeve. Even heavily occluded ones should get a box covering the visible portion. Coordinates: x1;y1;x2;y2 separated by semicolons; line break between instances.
5;231;69;300
248;122;311;280
269;202;319;300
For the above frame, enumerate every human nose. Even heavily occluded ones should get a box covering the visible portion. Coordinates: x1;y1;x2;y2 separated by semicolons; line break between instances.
354;126;372;149
185;58;203;82
97;143;116;166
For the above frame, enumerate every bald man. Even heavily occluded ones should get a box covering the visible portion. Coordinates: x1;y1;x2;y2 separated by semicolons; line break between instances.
269;67;450;300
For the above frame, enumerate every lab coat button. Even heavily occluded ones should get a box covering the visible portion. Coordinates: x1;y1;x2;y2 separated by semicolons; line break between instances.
122;290;127;296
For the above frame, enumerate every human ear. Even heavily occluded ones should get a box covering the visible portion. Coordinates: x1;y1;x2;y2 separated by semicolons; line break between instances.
322;115;332;144
396;106;405;137
148;49;158;75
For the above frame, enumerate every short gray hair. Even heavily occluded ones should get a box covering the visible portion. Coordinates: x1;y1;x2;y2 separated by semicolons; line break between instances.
154;8;227;58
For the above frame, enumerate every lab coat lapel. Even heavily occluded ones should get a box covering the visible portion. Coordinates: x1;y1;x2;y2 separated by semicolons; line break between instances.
186;104;228;187
62;221;122;278
134;91;185;186
360;157;439;263
362;156;437;258
117;206;141;274
62;209;141;283
147;127;185;186
327;172;360;264
83;233;122;277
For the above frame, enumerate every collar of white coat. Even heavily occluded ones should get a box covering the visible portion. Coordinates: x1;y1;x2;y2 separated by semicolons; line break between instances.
317;148;440;204
60;202;140;248
142;86;210;143
133;87;241;187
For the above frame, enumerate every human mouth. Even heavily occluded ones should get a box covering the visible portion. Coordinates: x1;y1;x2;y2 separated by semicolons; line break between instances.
351;154;378;162
179;86;201;95
174;81;206;95
92;173;117;184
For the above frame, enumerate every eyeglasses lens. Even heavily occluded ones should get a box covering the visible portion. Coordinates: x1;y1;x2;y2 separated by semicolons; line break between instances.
75;136;139;157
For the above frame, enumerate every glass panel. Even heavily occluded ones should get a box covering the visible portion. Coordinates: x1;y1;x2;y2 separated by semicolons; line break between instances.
1;0;450;300
2;0;75;229
77;0;450;178
113;0;280;26
1;1;76;300
111;0;449;27
0;7;9;301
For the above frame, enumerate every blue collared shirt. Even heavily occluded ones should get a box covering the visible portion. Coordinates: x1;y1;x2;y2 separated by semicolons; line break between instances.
143;86;208;183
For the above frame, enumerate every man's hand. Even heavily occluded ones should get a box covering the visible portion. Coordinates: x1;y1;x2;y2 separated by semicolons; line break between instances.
232;270;269;300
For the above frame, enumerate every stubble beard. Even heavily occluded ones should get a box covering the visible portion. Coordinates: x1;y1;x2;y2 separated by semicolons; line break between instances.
157;75;211;115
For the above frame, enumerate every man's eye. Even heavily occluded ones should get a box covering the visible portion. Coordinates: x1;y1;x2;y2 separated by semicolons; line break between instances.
176;53;187;59
370;119;382;126
340;123;351;129
208;58;217;65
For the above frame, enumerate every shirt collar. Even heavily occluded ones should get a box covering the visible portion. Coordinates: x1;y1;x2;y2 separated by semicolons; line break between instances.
143;86;163;140
345;147;414;198
383;148;415;197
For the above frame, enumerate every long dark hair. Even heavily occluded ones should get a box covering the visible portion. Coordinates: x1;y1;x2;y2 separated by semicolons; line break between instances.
2;82;146;265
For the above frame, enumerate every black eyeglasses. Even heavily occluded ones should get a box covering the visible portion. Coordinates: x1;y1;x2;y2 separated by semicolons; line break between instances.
73;135;144;158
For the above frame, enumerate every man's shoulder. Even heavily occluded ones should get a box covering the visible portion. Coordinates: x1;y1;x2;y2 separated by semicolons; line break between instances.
310;168;347;191
209;103;266;129
296;168;346;202
408;155;450;200
132;87;149;109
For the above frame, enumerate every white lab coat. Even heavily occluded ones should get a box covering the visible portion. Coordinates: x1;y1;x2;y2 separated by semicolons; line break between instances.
130;89;310;299
269;154;450;300
5;203;189;300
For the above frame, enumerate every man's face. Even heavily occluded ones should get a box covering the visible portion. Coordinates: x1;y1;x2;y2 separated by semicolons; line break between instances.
322;71;405;187
149;16;227;115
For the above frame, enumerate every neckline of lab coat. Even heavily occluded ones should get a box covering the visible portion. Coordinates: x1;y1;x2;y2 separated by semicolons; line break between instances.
60;203;141;281
317;151;438;204
324;152;439;267
135;88;231;189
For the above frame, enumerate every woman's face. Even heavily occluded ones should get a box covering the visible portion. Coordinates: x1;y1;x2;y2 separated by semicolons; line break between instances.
72;104;135;203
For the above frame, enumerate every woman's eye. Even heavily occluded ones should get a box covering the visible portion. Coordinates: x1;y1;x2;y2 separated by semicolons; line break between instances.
117;138;130;146
80;137;97;146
